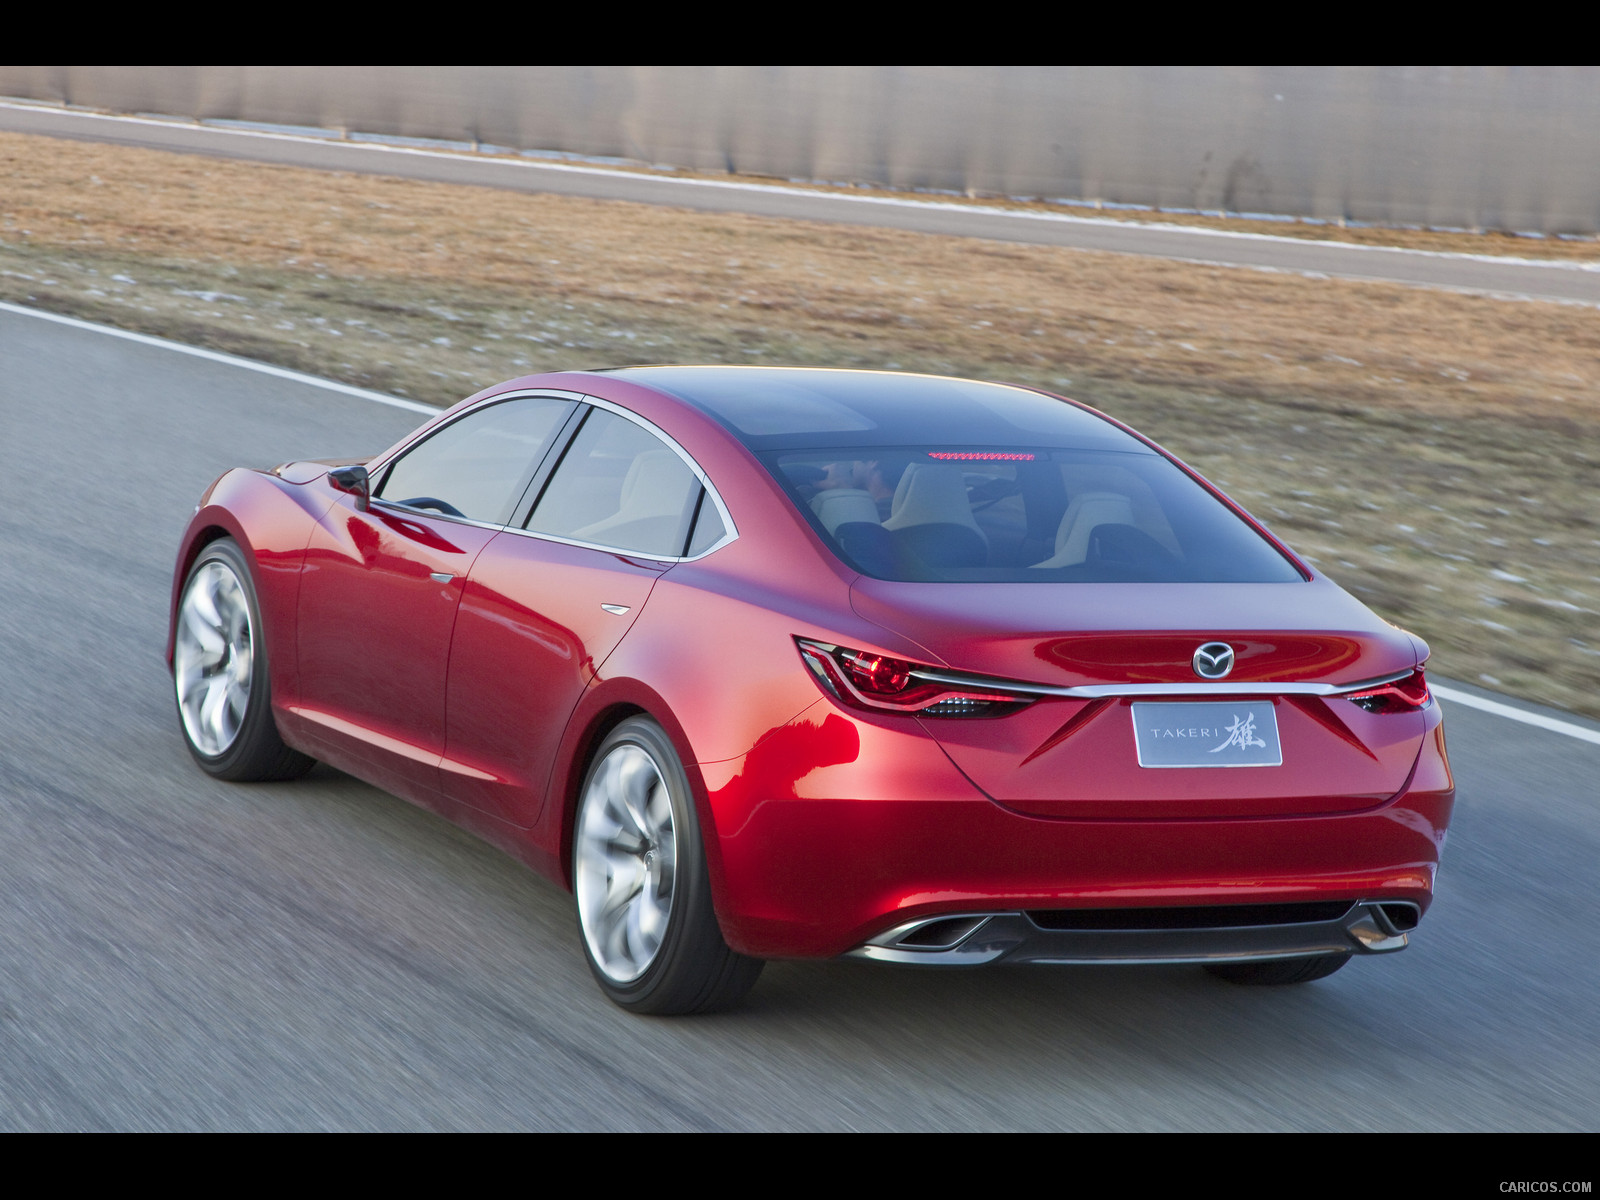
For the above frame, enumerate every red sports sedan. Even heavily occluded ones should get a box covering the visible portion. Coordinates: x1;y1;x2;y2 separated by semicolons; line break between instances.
168;368;1453;1014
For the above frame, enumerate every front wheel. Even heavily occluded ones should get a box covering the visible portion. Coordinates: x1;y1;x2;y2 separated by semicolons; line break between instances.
174;538;314;782
573;717;762;1014
1204;954;1350;986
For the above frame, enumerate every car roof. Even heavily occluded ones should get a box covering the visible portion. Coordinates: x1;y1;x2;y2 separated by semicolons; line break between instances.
608;366;1153;454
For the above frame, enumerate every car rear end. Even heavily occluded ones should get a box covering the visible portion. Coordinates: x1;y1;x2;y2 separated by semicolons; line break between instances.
617;368;1455;970
787;583;1451;967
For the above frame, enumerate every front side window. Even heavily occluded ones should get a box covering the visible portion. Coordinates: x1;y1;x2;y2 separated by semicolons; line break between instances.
771;447;1303;583
376;397;575;524
526;409;703;557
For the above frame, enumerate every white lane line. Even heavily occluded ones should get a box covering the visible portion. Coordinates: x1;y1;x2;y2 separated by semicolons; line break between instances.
5;100;1596;276
0;300;437;414
1431;684;1600;747
1142;255;1600;309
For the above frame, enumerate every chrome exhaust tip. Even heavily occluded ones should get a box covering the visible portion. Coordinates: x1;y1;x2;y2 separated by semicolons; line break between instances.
850;913;1013;964
1344;900;1420;954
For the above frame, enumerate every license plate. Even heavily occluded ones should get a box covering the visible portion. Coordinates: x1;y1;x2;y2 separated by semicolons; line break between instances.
1131;701;1282;768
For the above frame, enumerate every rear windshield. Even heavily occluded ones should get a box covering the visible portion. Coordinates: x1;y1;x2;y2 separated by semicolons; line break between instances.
768;447;1304;583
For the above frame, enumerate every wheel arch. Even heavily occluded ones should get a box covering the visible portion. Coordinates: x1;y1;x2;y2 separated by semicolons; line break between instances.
555;700;649;889
170;525;317;782
169;467;330;707
547;686;732;927
167;512;258;670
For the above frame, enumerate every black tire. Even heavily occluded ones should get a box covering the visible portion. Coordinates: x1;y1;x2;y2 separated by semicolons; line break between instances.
1204;954;1351;986
173;538;315;782
572;717;763;1015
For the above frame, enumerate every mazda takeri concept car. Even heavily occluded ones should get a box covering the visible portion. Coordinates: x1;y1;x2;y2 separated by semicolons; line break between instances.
168;367;1453;1013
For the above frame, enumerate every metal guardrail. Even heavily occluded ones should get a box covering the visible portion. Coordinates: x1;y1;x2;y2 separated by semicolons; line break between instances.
5;66;1597;235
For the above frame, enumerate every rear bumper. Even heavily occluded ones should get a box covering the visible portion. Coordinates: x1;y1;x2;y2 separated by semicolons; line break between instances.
851;900;1419;966
698;703;1455;959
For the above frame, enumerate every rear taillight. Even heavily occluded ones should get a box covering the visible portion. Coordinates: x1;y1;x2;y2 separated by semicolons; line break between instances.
796;639;1033;718
1345;669;1432;714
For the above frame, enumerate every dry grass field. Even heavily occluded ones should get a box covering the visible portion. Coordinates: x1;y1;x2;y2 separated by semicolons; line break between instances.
4;130;1598;718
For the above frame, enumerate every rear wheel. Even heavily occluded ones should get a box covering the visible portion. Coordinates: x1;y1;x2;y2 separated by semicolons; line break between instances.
573;717;763;1014
174;538;314;782
1204;954;1350;986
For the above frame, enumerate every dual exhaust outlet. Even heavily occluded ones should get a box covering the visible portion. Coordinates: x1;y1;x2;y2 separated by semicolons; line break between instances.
851;901;1421;966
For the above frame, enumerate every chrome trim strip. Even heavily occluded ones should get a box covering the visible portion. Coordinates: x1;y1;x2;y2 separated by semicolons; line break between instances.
907;666;1416;700
369;497;506;532
364;388;590;477
556;392;739;559
497;523;718;564
362;387;740;563
1333;669;1420;694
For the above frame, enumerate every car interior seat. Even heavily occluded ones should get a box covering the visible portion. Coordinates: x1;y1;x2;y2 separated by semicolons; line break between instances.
810;488;882;534
571;449;697;552
1030;491;1137;568
882;464;987;568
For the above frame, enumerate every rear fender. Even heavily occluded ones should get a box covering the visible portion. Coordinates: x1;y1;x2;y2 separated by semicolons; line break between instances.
538;677;713;895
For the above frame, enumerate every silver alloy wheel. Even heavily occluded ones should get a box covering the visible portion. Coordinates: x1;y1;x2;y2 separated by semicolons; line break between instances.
575;742;678;983
174;558;255;758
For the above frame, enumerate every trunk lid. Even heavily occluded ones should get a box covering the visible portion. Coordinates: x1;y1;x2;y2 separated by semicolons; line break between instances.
851;576;1426;819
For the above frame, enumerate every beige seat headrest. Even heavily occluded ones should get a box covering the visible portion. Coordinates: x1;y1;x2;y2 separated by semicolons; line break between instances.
573;450;696;540
810;488;881;534
1031;491;1135;568
883;464;985;542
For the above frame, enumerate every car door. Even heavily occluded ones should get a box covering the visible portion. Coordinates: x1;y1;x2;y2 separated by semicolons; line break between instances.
441;402;730;827
292;394;578;800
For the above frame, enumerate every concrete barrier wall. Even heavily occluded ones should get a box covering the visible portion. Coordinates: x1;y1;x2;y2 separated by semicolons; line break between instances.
6;66;1597;234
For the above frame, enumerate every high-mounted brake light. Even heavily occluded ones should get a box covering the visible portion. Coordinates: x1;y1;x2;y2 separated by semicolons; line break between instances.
1345;669;1432;714
926;451;1036;462
796;639;1032;718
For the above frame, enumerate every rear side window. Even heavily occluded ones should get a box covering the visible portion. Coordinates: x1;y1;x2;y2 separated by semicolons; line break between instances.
376;396;574;523
769;447;1303;583
526;409;702;557
685;496;728;557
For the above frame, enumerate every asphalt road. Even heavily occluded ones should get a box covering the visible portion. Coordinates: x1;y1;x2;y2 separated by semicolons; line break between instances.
6;101;1600;309
2;305;1598;1130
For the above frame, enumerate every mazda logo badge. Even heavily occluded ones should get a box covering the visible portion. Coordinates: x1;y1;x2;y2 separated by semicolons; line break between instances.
1192;642;1235;679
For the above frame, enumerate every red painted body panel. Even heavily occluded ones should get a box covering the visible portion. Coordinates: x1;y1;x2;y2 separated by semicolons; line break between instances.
918;694;1424;818
555;541;919;932
169;368;1458;968
849;575;1416;685
168;464;344;698
846;574;1425;818
700;699;1452;957
441;534;667;826
293;490;499;794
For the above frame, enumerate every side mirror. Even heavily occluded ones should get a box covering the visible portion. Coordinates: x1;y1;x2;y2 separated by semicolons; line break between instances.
328;465;371;511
